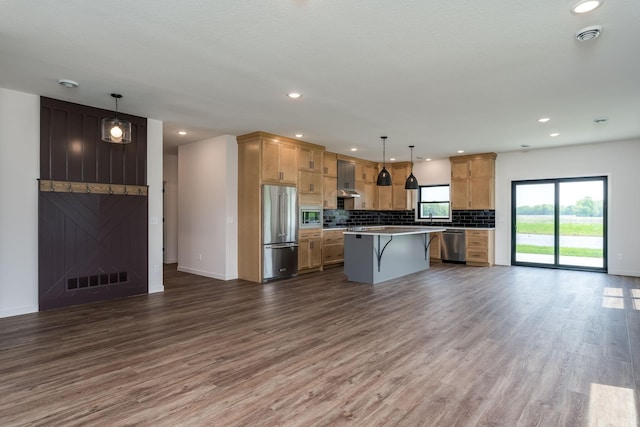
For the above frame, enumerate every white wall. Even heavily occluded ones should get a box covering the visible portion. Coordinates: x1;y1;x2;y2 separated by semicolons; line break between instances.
178;135;238;280
413;158;451;186
0;89;40;318
147;119;164;293
163;154;179;263
495;139;640;277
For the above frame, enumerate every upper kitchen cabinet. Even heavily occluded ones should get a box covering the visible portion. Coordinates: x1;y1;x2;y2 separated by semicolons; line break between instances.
391;162;413;210
261;137;298;185
356;161;376;183
323;152;338;177
299;149;323;206
376;162;413;210
450;153;497;210
299;146;323;173
322;152;338;209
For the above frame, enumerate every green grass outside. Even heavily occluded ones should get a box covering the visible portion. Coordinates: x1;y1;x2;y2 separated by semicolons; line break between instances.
516;221;603;236
516;244;603;258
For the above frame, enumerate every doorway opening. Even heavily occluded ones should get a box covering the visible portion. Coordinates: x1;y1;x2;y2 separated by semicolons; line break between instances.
511;176;607;272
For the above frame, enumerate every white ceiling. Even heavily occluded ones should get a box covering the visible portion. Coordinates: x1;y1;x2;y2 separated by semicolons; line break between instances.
1;0;639;162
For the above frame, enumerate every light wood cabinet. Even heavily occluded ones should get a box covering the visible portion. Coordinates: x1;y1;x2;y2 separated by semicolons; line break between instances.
356;161;376;182
323;152;338;177
323;176;337;209
323;229;344;267
376;162;413;210
298;171;322;195
299;147;323;173
465;229;495;266
450;153;496;210
429;232;442;262
322;152;338;209
299;229;323;273
392;162;414;210
262;139;298;185
354;180;376;210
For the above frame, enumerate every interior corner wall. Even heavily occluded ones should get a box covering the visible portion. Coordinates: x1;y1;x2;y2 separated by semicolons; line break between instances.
147;119;164;293
163;154;179;264
177;135;238;280
495;139;640;277
0;89;40;318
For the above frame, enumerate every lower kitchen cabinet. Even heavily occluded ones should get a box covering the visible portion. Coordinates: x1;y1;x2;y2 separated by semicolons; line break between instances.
465;229;495;266
299;229;323;273
429;232;442;262
322;229;344;268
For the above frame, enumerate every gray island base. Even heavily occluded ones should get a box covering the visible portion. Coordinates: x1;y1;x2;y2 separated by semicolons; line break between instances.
343;227;446;284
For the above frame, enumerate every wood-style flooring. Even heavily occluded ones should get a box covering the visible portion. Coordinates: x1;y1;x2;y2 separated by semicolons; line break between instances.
1;263;639;426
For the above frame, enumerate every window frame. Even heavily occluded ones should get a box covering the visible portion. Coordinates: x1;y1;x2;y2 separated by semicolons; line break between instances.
416;184;451;222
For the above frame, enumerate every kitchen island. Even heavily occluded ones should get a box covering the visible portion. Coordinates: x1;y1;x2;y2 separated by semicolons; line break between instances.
343;227;446;284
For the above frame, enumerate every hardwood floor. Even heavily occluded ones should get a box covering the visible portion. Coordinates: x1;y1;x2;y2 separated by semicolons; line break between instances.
1;263;639;426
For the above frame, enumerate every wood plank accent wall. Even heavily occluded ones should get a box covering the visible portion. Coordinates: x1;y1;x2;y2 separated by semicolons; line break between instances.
38;97;149;311
39;192;148;311
40;97;147;185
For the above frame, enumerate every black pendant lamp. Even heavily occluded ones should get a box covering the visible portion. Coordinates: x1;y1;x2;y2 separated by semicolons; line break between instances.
101;93;132;144
404;145;419;189
376;136;392;186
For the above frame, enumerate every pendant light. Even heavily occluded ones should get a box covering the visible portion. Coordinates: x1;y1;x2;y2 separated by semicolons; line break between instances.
101;93;132;144
376;136;392;186
404;145;419;189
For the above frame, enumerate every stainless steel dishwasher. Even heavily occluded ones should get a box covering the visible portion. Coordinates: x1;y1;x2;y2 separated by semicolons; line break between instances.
441;229;466;263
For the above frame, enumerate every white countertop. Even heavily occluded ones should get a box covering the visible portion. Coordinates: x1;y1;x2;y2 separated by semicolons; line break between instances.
343;227;446;236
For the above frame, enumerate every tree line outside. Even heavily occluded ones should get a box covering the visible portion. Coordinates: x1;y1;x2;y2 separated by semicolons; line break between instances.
516;196;603;217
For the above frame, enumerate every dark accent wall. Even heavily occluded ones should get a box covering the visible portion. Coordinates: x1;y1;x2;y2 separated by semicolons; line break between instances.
38;97;148;311
39;192;148;311
324;209;495;228
40;97;147;185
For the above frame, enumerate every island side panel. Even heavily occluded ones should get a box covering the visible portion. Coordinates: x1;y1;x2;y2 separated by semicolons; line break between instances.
344;234;375;284
344;233;431;284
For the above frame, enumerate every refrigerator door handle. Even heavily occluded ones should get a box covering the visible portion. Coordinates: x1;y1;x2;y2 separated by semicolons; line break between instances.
270;243;299;249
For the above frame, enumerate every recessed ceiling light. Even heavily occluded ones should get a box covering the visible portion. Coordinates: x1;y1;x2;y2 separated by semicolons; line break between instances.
426;158;432;162
457;150;465;154
58;79;79;88
177;131;187;135
593;117;608;123
350;148;357;152
294;133;304;138
538;117;550;123
571;0;603;14
390;158;396;161
550;133;560;137
287;92;302;99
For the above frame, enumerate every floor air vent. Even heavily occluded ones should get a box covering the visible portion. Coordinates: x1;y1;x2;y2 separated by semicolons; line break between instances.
67;271;128;290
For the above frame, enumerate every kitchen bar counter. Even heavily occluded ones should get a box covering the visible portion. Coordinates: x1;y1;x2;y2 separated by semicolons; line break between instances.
344;227;445;284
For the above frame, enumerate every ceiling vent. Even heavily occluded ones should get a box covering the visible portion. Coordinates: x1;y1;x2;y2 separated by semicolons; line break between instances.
576;25;603;41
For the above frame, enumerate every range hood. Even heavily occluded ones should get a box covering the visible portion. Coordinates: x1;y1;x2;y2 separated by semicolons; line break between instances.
337;160;360;198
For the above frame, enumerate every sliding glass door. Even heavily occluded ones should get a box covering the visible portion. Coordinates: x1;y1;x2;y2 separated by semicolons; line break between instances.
512;177;607;272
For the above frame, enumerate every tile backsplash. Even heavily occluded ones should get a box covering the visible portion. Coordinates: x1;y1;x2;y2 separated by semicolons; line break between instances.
323;209;495;228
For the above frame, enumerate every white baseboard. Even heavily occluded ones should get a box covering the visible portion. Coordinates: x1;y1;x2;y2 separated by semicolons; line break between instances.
177;265;229;280
0;304;38;319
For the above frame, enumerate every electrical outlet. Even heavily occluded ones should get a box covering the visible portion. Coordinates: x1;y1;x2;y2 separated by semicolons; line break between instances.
153;264;159;273
198;253;202;261
617;254;623;260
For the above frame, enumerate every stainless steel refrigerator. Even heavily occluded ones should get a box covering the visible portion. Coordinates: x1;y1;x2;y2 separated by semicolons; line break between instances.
262;184;298;281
